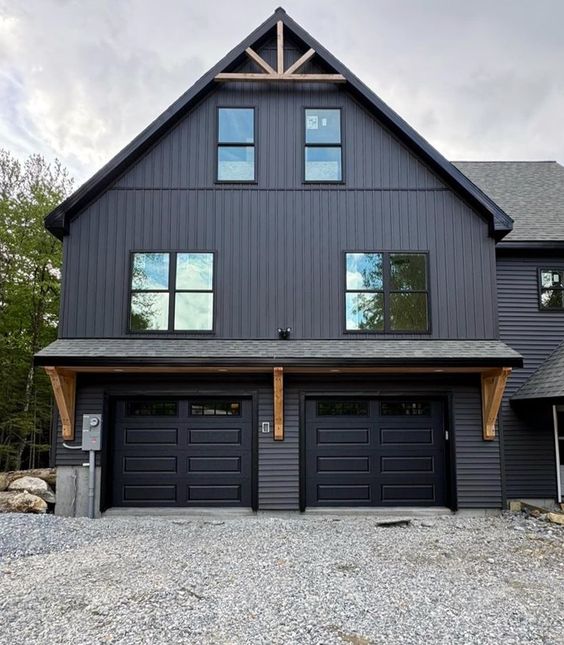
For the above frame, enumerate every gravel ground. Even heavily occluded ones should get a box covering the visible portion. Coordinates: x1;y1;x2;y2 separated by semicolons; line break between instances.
0;512;563;645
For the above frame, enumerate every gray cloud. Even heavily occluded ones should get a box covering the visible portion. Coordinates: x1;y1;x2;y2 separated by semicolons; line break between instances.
1;0;563;184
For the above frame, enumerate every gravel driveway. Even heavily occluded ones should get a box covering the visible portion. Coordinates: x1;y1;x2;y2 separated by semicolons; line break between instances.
0;512;563;645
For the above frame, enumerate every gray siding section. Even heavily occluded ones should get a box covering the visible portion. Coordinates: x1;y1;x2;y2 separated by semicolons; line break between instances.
497;256;561;499
258;386;300;510
61;188;497;340
453;385;502;508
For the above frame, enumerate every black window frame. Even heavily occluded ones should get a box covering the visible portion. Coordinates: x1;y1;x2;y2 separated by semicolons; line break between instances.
538;267;564;311
216;107;256;184
189;400;242;416
344;250;430;334
303;107;344;184
128;250;216;334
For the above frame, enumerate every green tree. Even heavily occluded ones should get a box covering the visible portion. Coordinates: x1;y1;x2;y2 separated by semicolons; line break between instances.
0;150;73;470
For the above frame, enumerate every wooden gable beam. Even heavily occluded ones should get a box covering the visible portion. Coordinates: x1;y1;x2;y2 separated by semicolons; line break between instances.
273;367;284;441
285;48;315;75
481;368;511;441
215;22;345;84
245;47;277;76
44;367;76;441
276;20;284;74
215;72;346;83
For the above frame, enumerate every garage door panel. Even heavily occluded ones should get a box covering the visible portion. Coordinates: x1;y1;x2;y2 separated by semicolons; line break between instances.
123;484;177;503
381;456;434;473
316;428;370;445
317;456;370;473
189;428;242;445
123;456;177;473
381;484;436;503
124;427;178;445
187;484;241;502
306;398;446;507
380;427;434;445
188;456;242;473
112;398;253;508
317;484;372;502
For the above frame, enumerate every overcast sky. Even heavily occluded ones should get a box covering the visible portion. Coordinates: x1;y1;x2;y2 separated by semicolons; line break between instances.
1;0;563;185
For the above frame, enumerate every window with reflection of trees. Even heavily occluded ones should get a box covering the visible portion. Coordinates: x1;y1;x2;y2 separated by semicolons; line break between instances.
540;269;564;310
130;252;214;331
345;252;429;332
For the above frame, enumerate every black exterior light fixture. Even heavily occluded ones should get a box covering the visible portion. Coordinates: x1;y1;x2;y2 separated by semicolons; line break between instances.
277;327;292;340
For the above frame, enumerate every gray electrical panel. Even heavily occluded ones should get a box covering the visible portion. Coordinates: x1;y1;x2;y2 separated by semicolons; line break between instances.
81;414;102;451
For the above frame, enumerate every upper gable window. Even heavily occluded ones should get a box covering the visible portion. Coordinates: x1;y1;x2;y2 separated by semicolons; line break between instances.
304;108;342;182
130;252;214;332
345;252;429;332
217;108;255;182
540;269;564;310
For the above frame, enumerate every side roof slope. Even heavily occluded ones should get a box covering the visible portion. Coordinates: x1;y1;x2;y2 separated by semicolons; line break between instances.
44;7;512;240
454;161;564;243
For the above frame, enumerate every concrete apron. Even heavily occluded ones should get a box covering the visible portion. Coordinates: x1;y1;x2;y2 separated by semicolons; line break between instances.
102;507;457;520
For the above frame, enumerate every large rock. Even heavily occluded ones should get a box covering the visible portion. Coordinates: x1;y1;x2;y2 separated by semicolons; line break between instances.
0;491;19;512
3;491;47;514
547;512;564;526
0;468;57;491
8;476;56;503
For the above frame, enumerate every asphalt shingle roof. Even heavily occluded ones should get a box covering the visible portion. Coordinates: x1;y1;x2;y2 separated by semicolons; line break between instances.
512;340;564;400
34;338;522;367
453;161;564;242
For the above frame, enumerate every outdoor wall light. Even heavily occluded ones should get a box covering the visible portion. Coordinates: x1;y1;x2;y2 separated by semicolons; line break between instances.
277;327;292;340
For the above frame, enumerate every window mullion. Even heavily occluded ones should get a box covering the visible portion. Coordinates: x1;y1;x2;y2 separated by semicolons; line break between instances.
169;252;177;331
383;252;391;332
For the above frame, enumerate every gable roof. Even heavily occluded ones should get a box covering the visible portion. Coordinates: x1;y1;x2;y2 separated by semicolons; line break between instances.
512;339;564;401
454;161;564;243
44;7;513;240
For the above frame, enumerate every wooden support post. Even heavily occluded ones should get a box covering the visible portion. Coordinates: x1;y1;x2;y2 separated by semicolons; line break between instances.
276;20;284;74
44;367;76;441
481;368;511;441
273;367;284;441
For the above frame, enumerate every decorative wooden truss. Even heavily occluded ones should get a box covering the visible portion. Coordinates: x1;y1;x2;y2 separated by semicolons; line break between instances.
481;368;511;441
215;21;346;84
44;367;76;441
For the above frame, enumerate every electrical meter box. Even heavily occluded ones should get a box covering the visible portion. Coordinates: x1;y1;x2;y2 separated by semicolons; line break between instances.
81;414;102;451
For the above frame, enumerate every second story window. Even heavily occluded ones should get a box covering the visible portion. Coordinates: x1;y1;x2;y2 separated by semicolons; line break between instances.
305;108;342;182
345;252;429;333
130;252;214;332
217;108;255;182
540;269;564;310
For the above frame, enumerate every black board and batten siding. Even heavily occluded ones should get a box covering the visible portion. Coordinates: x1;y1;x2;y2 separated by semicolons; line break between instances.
58;35;498;341
497;255;563;499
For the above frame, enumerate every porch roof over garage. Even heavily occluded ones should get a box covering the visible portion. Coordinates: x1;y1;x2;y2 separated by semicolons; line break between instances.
35;338;522;369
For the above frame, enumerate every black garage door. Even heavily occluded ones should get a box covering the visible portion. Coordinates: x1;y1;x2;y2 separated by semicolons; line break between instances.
305;398;447;507
111;398;254;507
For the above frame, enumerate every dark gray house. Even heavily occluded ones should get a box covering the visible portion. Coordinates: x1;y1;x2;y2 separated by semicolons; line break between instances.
36;7;564;517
